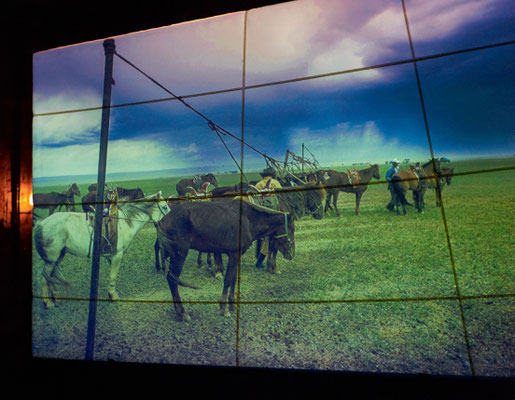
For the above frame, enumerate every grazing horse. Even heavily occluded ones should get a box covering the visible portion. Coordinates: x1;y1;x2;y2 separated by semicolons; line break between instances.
176;173;218;196
34;192;170;307
324;164;381;216
34;183;82;217
156;201;295;320
255;183;326;273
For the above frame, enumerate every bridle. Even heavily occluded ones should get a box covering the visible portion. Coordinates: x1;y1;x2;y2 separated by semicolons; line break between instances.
273;213;293;244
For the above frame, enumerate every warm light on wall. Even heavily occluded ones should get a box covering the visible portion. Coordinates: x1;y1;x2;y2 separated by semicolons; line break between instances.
19;185;33;214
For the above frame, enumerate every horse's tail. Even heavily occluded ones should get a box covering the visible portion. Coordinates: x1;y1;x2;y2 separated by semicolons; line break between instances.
34;224;51;264
156;228;200;290
392;176;413;206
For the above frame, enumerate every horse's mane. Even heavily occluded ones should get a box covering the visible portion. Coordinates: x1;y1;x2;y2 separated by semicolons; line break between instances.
422;160;438;169
301;183;327;202
117;195;158;224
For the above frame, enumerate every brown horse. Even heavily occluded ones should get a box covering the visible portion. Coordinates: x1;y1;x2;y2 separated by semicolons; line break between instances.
156;200;295;320
324;164;381;216
391;168;423;215
34;183;81;217
409;159;445;208
176;173;218;196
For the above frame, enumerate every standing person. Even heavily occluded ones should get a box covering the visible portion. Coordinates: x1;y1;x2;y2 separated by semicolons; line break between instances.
385;159;400;211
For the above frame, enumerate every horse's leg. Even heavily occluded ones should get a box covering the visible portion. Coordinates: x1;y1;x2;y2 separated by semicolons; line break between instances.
108;253;124;301
197;251;202;268
154;239;162;272
214;252;224;279
355;191;364;216
41;263;57;309
207;252;212;268
166;246;190;321
266;242;280;275
333;191;340;216
324;191;333;212
220;253;238;316
255;239;265;268
41;248;68;308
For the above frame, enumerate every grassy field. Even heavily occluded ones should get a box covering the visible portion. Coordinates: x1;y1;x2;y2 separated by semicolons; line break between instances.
31;157;515;376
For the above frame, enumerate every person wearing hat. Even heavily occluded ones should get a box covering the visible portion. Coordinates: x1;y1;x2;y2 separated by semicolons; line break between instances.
385;159;400;211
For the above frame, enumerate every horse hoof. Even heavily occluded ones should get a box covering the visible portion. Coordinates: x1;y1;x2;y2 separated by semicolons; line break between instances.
43;301;55;309
176;313;191;322
220;308;231;317
108;292;119;301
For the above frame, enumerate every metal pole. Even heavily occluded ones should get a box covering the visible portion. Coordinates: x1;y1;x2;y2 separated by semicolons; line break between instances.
85;38;116;360
302;143;304;174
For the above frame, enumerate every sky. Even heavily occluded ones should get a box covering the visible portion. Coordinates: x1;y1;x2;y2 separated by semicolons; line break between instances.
33;0;515;178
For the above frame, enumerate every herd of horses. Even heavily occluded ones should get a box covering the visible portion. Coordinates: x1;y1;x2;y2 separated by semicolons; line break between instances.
33;162;454;320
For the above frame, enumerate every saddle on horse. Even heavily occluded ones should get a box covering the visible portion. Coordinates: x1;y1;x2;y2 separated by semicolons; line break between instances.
185;182;212;200
249;178;279;210
347;169;360;188
86;188;119;256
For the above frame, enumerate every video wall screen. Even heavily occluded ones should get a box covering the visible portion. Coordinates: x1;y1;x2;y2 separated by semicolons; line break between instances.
32;0;514;376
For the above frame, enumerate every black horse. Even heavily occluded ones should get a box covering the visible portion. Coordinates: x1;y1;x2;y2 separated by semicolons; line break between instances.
156;200;295;320
176;173;218;196
81;186;144;213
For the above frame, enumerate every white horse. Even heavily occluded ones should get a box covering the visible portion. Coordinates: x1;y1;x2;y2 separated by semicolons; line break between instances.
34;191;170;308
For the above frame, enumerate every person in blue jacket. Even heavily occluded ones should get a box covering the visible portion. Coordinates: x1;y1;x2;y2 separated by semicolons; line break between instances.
385;159;400;211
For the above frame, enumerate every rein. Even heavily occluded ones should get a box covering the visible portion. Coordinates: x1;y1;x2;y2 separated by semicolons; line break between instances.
273;213;291;242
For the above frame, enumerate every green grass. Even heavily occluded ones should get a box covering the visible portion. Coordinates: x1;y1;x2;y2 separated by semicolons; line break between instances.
31;157;515;374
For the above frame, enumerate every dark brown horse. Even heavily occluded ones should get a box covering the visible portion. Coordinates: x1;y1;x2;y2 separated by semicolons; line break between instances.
324;164;381;216
420;166;453;207
154;197;224;278
406;159;445;209
176;173;218;196
157;200;295;320
56;183;82;212
117;187;145;200
34;183;81;217
81;186;144;213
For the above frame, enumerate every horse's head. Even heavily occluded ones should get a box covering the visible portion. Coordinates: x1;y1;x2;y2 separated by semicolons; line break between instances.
151;191;171;221
305;185;326;220
274;212;295;261
70;183;81;197
203;173;218;188
371;164;380;180
444;168;454;185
